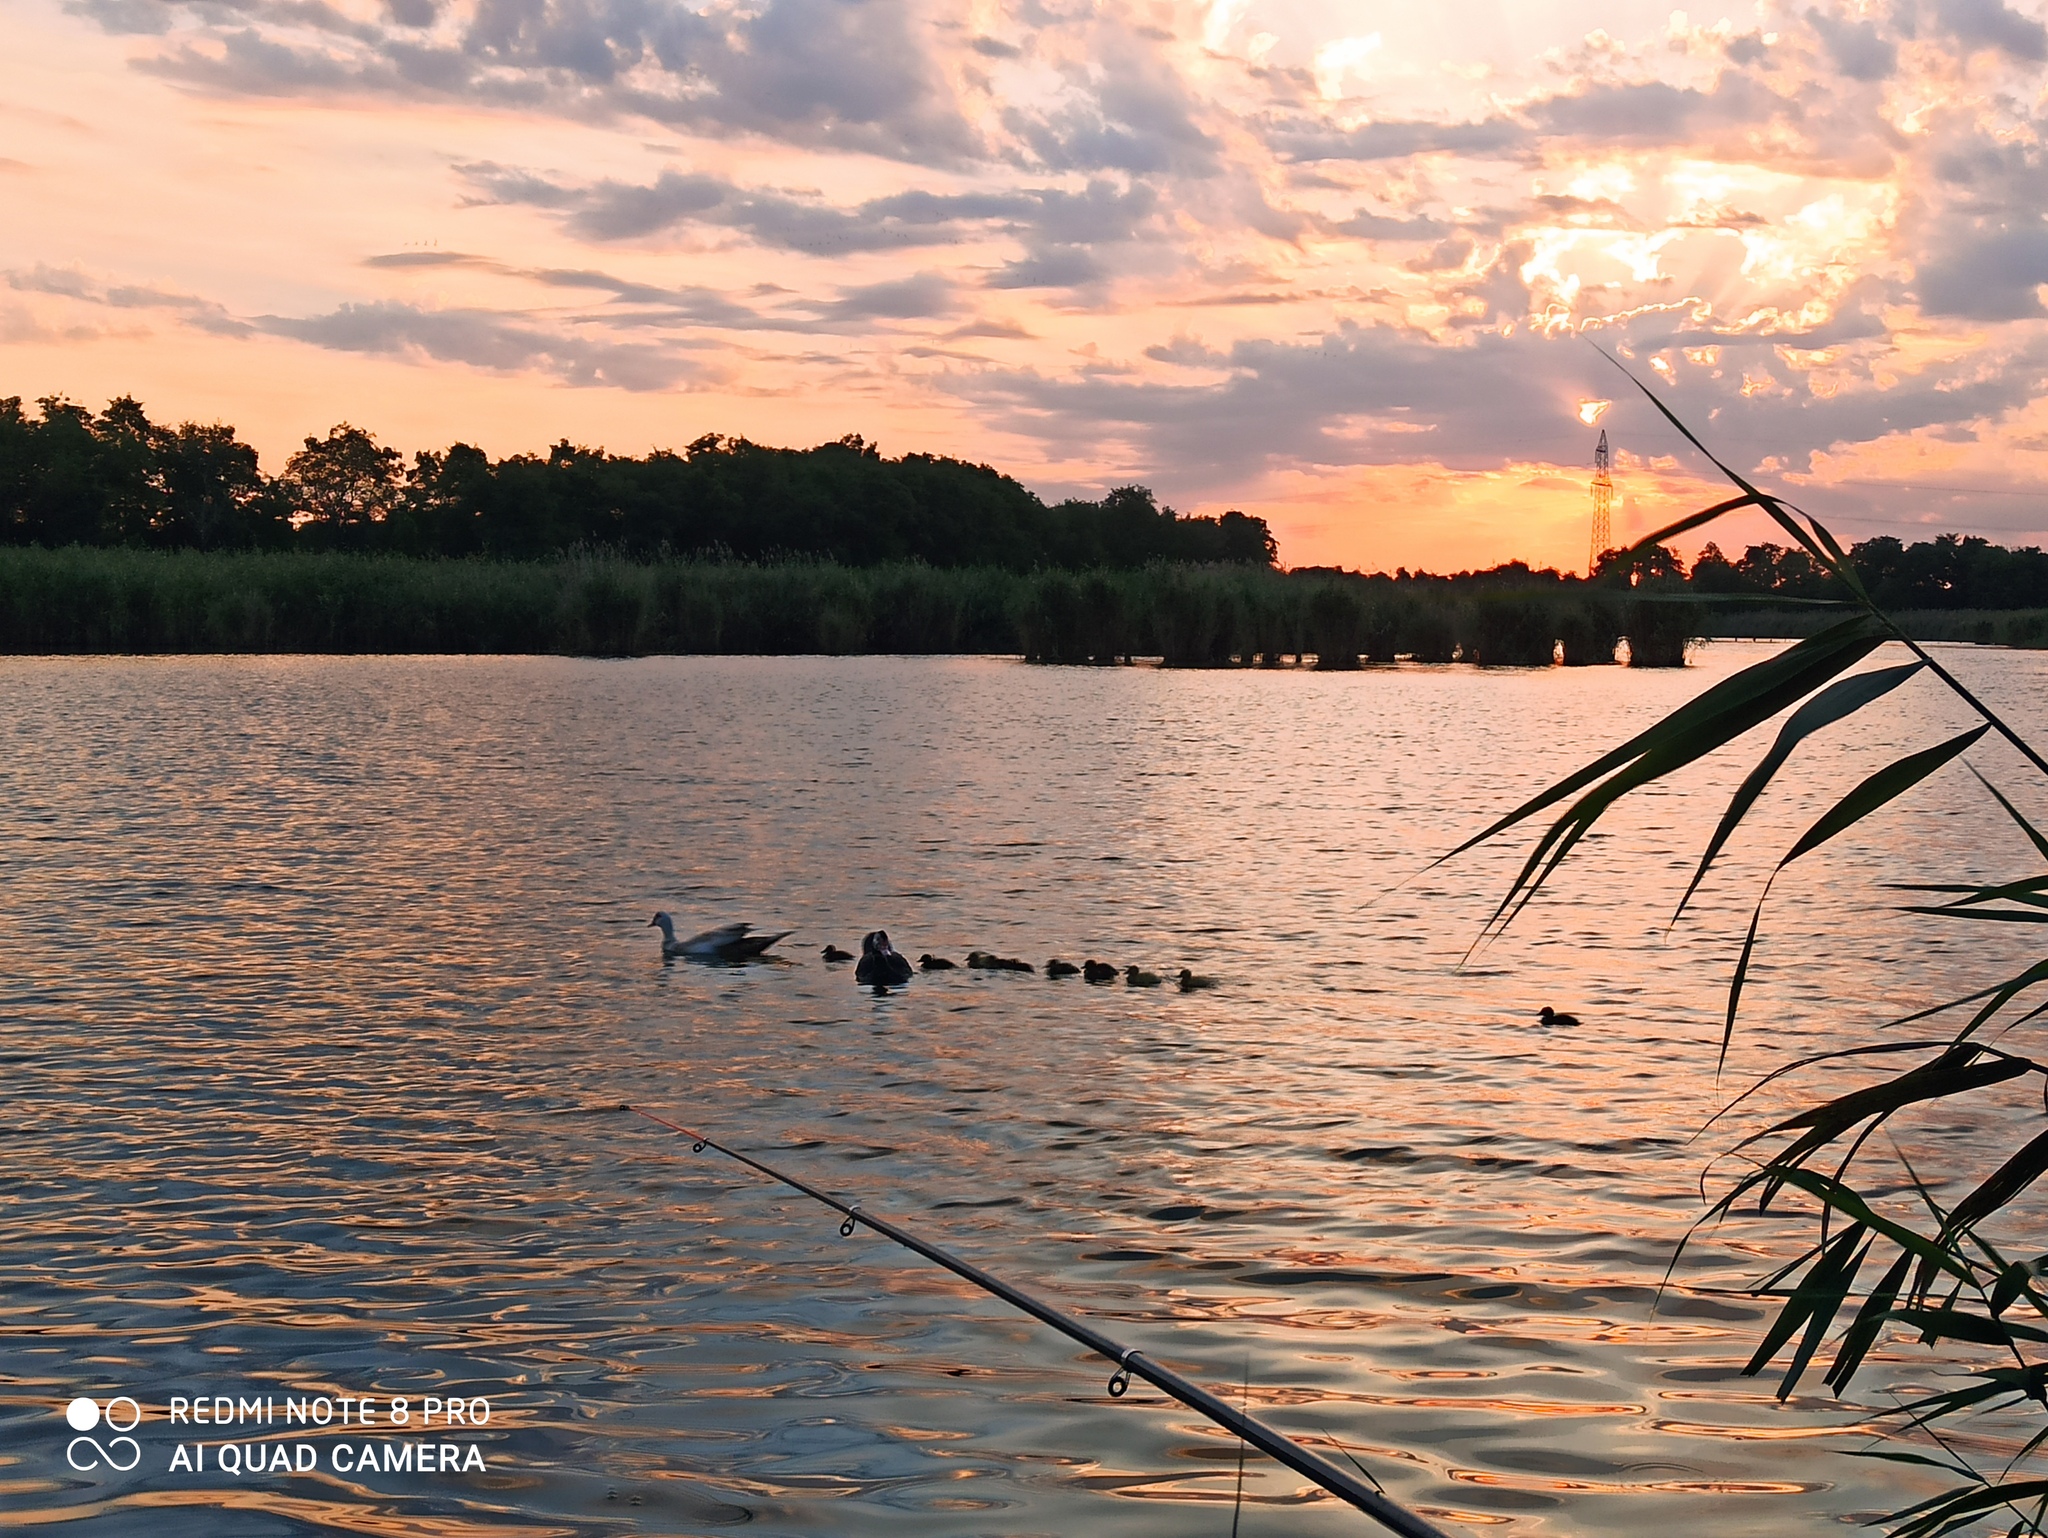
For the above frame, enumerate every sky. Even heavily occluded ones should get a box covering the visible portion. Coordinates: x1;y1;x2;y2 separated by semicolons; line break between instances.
5;0;2048;571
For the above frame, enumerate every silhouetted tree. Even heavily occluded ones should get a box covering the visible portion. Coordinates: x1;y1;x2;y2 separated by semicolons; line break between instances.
283;425;401;550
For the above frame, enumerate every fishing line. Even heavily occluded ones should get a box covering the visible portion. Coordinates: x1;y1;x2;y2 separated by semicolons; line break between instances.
626;1105;1453;1538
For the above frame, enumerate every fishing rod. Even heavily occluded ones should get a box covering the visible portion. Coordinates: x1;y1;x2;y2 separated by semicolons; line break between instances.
627;1105;1455;1538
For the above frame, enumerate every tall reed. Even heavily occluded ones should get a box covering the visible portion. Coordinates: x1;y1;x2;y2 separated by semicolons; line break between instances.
0;545;1703;663
1451;367;2048;1536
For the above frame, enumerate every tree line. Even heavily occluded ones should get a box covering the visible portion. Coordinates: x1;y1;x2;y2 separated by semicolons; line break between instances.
1688;535;2048;610
0;394;1277;569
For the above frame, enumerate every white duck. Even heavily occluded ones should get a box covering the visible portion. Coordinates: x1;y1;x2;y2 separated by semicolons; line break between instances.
649;913;791;962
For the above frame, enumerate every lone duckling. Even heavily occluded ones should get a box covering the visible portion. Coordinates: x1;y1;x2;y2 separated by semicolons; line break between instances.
1082;960;1117;984
1538;1006;1581;1027
856;931;913;987
967;951;1035;973
1125;965;1162;988
1177;969;1218;992
821;944;854;963
650;914;790;962
919;953;958;971
1046;959;1080;978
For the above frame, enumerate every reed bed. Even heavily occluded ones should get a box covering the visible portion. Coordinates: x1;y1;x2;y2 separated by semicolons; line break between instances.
0;546;1713;664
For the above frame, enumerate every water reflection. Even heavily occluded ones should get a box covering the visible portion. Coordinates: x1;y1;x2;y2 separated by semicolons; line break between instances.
3;646;2044;1534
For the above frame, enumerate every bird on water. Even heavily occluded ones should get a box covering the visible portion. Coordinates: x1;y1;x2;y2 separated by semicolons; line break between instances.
1046;959;1080;978
649;915;790;962
1177;969;1217;991
1538;1006;1581;1026
1125;965;1162;988
857;931;914;987
919;953;958;971
1082;960;1117;983
967;951;1034;972
822;944;854;963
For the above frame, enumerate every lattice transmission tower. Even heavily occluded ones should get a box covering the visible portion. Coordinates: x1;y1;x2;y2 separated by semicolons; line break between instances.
1589;428;1613;576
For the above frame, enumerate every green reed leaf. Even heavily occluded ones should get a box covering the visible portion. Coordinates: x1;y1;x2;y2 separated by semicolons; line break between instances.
1621;491;1770;556
1447;612;1887;864
1735;1044;2033;1174
1825;1249;1913;1392
1784;725;1993;864
1674;660;1924;924
1938;1128;2048;1255
1973;766;2048;864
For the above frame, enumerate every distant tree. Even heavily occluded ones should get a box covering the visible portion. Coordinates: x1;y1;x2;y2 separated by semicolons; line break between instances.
156;421;289;548
283;424;401;549
392;443;491;557
1687;541;1747;593
1594;542;1685;586
1216;510;1279;565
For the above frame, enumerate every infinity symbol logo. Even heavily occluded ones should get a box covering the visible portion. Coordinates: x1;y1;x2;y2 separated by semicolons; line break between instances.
63;1397;141;1472
66;1436;141;1472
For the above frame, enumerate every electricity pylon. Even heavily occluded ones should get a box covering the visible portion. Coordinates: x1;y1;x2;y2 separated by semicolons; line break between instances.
1590;428;1613;576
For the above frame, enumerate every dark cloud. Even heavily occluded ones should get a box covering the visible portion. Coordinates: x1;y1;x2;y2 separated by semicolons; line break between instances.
1271;116;1525;163
1933;0;2048;59
815;271;955;320
255;300;692;387
1917;224;2048;319
1527;73;1792;145
1001;27;1220;176
1333;210;1452;240
988;246;1106;289
362;250;487;268
117;0;978;164
942;317;1034;340
459;163;1162;289
956;306;2048;503
1806;8;1898;80
63;0;175;36
7;264;252;334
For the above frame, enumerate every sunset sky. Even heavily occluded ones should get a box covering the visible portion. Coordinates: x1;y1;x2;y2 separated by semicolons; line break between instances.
7;0;2048;570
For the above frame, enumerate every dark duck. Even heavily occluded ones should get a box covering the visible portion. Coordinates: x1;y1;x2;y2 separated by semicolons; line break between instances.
967;951;1034;972
856;931;914;987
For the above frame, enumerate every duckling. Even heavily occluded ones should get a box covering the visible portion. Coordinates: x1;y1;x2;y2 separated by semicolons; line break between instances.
855;930;913;987
1125;965;1162;988
919;953;958;971
1046;959;1080;978
1082;960;1117;984
967;951;1034;972
1177;969;1218;991
821;944;854;963
1538;1006;1581;1027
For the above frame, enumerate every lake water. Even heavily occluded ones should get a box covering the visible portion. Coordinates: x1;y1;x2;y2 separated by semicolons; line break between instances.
5;644;2045;1537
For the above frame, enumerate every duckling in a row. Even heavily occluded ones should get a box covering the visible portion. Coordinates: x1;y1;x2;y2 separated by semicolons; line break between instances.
967;951;1034;973
1125;966;1162;988
821;944;854;963
918;953;958;971
1045;959;1080;978
1082;960;1118;983
1178;969;1218;991
856;931;913;987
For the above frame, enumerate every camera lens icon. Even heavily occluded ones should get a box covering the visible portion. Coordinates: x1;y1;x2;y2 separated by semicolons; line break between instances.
66;1398;100;1431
